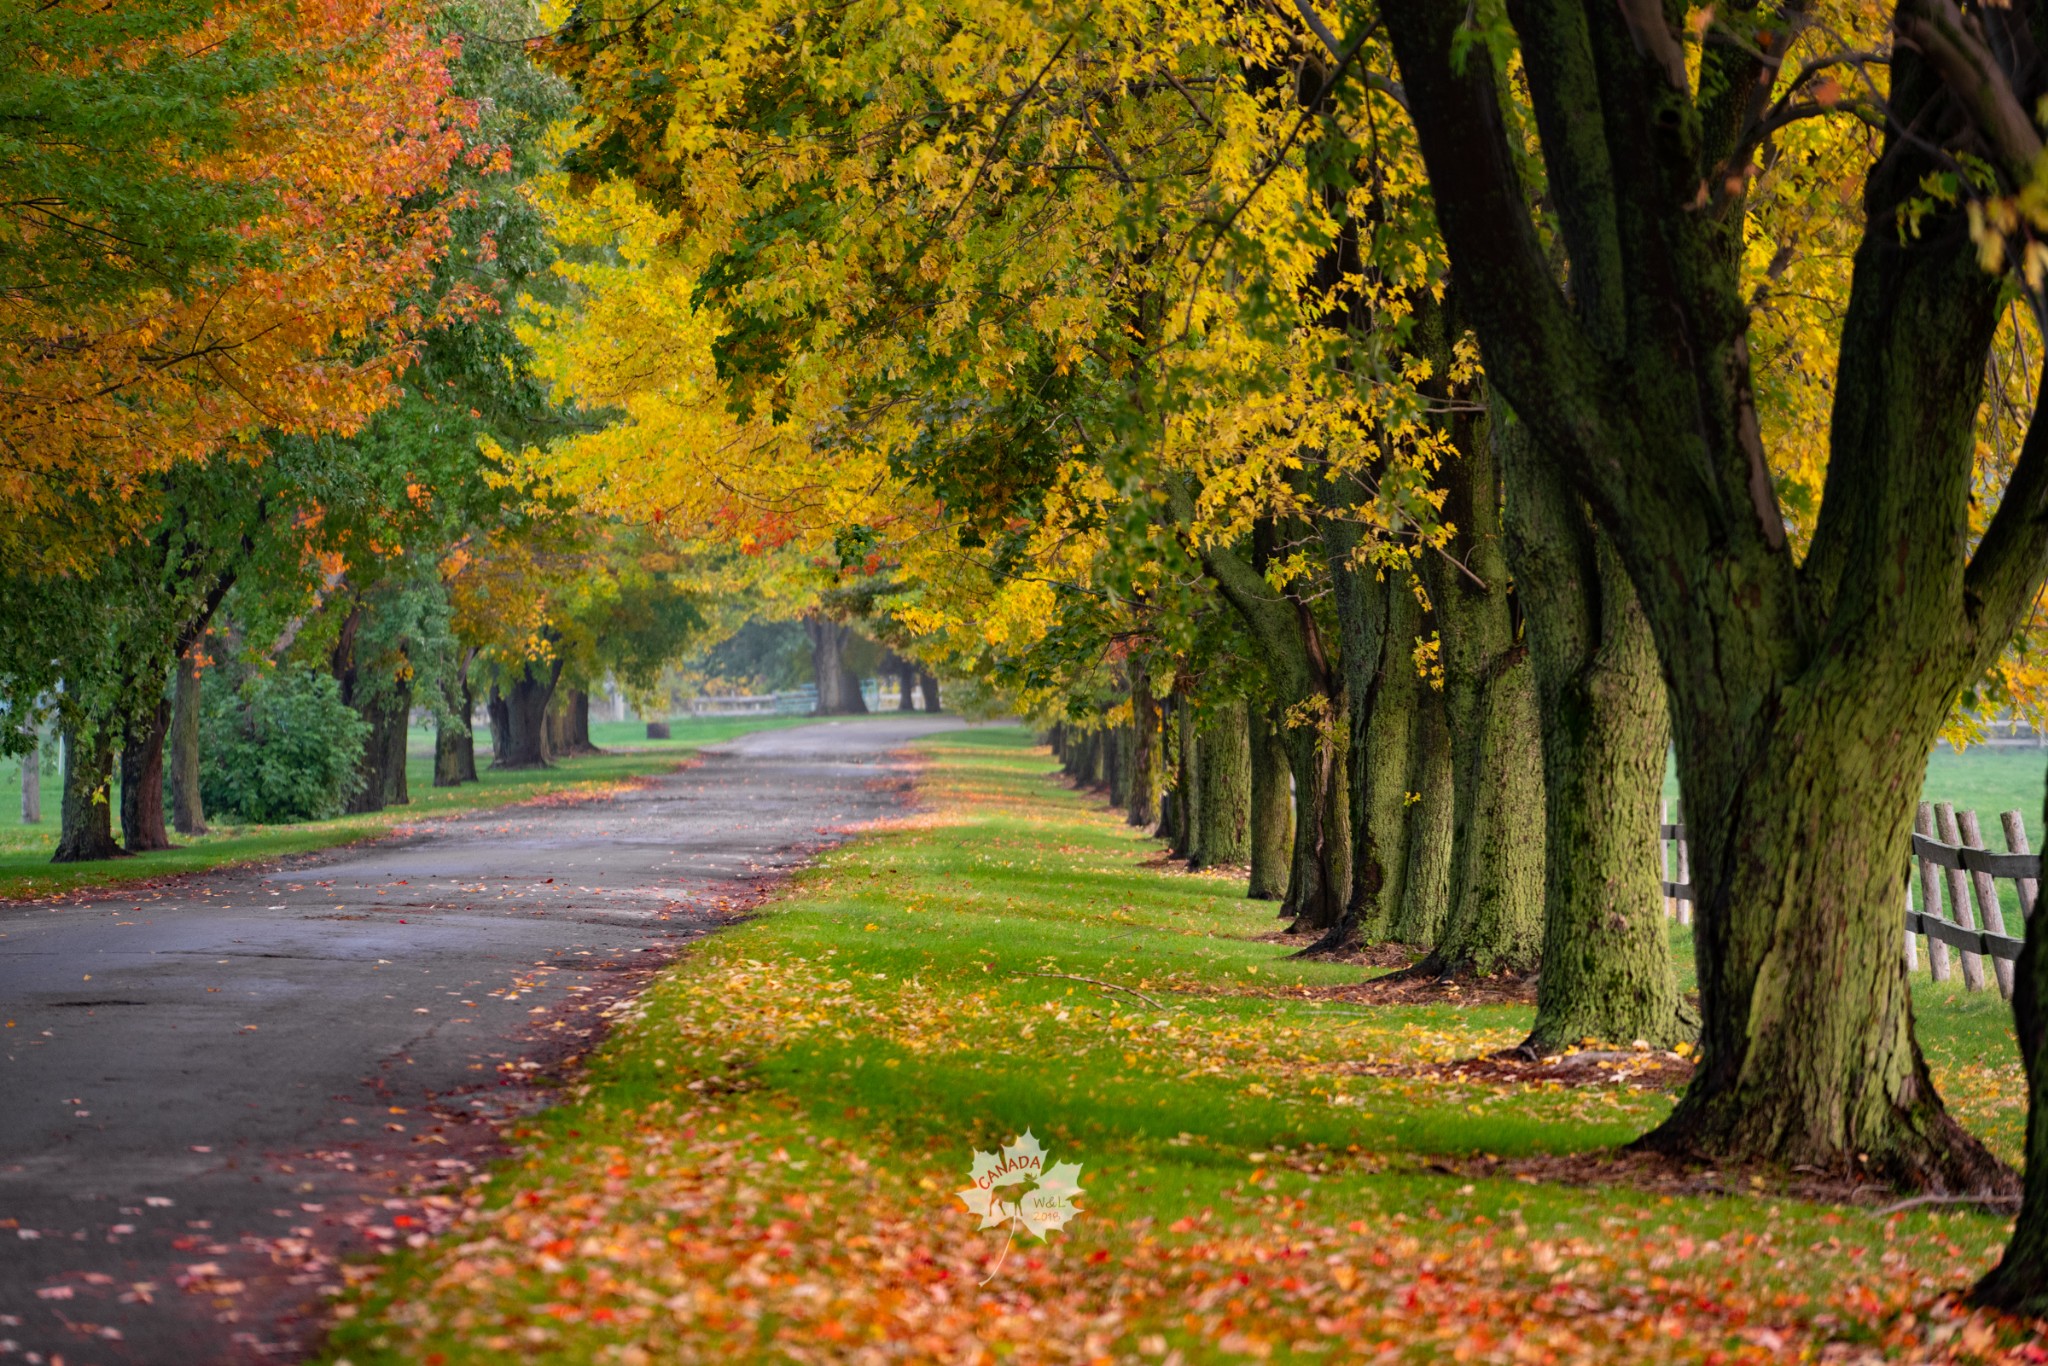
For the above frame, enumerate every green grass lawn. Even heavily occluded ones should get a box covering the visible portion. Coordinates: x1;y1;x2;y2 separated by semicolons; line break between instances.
0;715;816;902
320;728;2039;1365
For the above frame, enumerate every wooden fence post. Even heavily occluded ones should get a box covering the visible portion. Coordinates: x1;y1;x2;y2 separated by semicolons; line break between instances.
1956;808;2016;1000
2000;810;2039;929
1916;801;1952;983
1903;858;1918;971
1661;799;1674;919
1934;802;1986;991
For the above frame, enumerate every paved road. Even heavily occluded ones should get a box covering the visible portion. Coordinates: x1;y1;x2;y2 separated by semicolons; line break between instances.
0;715;963;1364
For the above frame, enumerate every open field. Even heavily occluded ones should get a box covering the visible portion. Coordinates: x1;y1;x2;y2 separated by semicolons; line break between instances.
321;729;2034;1364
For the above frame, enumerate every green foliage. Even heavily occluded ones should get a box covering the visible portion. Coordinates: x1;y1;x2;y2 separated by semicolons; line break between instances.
199;667;367;823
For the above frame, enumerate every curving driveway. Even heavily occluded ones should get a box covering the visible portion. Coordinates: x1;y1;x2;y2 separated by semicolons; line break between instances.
0;715;963;1363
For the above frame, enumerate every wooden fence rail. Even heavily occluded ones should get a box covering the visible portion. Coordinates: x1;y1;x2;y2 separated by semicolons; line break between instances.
1659;800;2032;1000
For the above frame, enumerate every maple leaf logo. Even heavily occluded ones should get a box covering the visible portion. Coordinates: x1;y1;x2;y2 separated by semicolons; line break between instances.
955;1128;1084;1281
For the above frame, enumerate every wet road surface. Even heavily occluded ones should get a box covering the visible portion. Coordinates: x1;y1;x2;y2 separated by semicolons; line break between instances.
0;715;963;1363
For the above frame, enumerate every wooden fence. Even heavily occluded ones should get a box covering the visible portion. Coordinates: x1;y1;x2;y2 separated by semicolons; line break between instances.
1659;800;2032;1001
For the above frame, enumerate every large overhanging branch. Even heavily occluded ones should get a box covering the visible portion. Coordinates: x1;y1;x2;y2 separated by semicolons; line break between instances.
1894;0;2043;176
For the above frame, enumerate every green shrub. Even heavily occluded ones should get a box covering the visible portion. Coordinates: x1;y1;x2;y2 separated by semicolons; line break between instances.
199;668;366;823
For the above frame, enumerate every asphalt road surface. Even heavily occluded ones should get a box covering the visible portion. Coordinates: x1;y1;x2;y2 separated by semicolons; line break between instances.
0;715;965;1364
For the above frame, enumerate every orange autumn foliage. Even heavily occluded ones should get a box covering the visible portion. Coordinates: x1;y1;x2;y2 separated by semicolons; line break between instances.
1;0;471;568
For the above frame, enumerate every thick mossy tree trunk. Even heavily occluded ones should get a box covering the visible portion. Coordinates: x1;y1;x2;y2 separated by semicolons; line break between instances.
1972;768;2048;1313
805;615;868;715
495;659;562;770
1192;699;1251;867
1174;504;1350;931
1414;404;1545;976
1502;418;1686;1050
1393;675;1455;947
1127;671;1160;828
1320;518;1412;948
1357;569;1423;942
53;728;122;863
119;695;173;853
1247;703;1293;900
1379;0;2041;1185
171;654;206;835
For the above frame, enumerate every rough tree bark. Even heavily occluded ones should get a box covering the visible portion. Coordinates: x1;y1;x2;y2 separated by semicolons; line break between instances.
171;654;206;835
53;727;122;863
1351;562;1423;943
1414;399;1545;976
1247;703;1293;900
1192;699;1251;868
120;695;173;852
1393;673;1455;947
805;615;868;715
1501;417;1686;1049
1378;0;2039;1185
495;659;562;769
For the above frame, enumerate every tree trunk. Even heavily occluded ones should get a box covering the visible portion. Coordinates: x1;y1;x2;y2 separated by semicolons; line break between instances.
1503;418;1686;1050
487;676;512;766
53;728;122;863
1279;703;1351;931
495;659;561;769
171;654;206;835
1357;572;1422;942
898;663;917;711
1415;407;1546;976
347;674;411;813
1167;696;1196;858
434;650;477;788
1107;722;1132;810
542;690;599;758
1192;699;1251;867
1156;703;1183;850
805;615;868;715
20;734;40;825
1378;0;2022;1190
1972;759;2048;1313
1127;673;1159;828
1394;665;1456;948
918;669;940;712
119;695;173;853
1247;703;1293;900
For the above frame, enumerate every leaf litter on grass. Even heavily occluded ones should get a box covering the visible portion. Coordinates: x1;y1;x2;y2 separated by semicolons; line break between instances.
321;733;2045;1364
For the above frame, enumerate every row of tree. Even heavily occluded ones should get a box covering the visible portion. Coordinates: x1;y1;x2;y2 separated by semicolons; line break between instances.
530;0;2048;1312
3;0;712;863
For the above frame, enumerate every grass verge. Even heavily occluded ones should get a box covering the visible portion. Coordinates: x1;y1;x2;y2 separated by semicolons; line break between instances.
323;727;2038;1364
0;716;814;902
